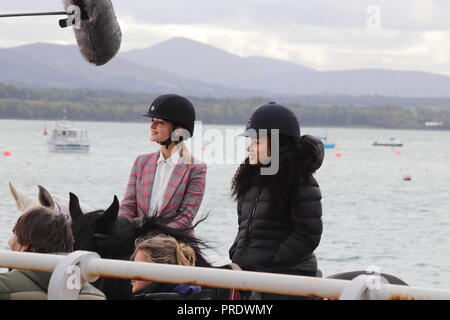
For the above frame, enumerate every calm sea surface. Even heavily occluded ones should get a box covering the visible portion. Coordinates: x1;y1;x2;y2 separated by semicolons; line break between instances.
1;119;449;290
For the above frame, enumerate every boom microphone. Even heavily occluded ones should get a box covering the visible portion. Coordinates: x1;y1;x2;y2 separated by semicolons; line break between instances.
0;0;122;66
62;0;122;66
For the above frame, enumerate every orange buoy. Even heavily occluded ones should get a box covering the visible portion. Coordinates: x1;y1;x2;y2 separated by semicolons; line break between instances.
335;152;342;157
3;151;12;156
403;174;412;181
201;147;207;152
43;126;48;135
395;151;401;155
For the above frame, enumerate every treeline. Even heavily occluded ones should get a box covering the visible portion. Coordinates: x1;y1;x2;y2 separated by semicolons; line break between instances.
278;94;450;109
0;83;449;129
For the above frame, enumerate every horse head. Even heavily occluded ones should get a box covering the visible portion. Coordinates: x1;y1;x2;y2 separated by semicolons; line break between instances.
9;182;94;216
69;192;136;260
9;182;57;214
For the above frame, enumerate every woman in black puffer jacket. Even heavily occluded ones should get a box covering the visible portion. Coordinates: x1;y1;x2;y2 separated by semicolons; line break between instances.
229;102;324;299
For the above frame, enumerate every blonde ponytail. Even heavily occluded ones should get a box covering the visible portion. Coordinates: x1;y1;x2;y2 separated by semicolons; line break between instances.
132;234;196;267
175;241;196;266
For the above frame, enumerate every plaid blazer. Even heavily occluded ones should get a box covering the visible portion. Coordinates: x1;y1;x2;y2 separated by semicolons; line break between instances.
118;152;207;229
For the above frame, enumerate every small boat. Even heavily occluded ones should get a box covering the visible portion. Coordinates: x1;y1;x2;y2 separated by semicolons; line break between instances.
47;122;90;152
424;121;443;127
372;137;403;147
318;136;336;149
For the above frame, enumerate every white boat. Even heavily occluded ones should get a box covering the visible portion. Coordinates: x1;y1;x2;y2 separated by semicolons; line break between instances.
47;123;90;152
372;137;403;147
424;121;443;127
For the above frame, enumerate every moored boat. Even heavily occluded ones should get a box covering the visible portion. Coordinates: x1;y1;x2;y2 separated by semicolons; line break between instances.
318;136;336;149
372;137;403;147
47;123;90;152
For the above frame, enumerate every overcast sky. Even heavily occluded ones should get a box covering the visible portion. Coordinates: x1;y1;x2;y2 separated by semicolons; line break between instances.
1;0;449;75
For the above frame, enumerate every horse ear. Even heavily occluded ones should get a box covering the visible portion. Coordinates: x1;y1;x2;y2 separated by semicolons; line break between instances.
9;182;32;214
38;185;55;210
69;192;84;220
97;195;119;234
9;182;21;209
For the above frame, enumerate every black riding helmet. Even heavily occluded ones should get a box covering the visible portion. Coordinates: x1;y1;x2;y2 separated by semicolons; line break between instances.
241;102;324;172
240;101;300;138
142;94;196;147
143;93;196;136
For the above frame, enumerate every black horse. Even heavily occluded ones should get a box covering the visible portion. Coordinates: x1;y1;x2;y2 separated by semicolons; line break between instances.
68;193;212;300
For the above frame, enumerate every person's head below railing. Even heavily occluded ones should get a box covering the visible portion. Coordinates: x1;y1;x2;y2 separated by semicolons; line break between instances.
0;208;105;300
130;234;206;300
9;208;73;254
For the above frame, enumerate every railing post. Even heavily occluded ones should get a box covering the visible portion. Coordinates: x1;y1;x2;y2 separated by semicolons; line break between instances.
339;274;388;300
47;251;100;300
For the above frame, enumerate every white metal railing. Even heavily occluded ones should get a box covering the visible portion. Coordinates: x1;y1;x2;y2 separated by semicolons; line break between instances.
1;250;450;300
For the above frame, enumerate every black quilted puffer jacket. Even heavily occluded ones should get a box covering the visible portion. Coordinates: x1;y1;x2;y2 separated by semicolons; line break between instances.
229;136;324;276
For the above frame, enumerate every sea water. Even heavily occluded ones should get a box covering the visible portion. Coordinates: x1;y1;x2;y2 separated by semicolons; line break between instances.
1;119;449;289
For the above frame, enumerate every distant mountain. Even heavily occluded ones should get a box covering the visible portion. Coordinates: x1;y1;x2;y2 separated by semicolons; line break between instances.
0;43;261;98
122;37;450;98
2;39;450;98
0;47;67;87
122;37;316;92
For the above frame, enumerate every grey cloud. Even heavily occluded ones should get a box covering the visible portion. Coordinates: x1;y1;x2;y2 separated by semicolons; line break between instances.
1;0;449;74
2;1;449;33
113;0;450;31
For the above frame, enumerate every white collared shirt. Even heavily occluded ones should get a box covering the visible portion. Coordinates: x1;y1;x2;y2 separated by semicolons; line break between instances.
149;150;181;216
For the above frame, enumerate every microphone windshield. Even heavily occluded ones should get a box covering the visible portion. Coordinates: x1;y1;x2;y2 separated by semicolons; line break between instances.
63;0;122;66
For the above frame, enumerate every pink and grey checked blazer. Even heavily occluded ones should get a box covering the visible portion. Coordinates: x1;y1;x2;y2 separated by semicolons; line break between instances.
118;152;207;229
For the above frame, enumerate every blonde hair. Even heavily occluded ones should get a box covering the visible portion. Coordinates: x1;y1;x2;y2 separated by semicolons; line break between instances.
131;234;196;266
174;141;193;165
